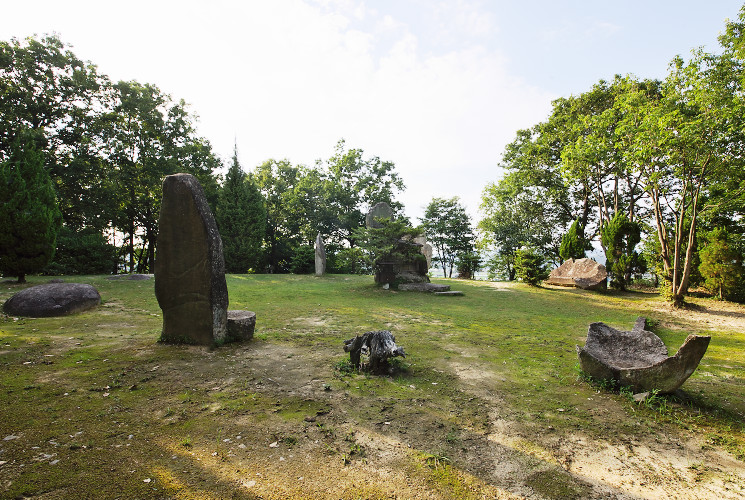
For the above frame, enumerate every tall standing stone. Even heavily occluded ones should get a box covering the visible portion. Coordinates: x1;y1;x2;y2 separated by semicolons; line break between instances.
315;232;326;276
155;173;228;345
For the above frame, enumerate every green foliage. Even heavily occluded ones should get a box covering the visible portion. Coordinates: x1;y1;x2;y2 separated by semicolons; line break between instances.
421;197;475;278
290;245;315;274
0;132;62;282
353;217;423;277
44;226;118;275
216;146;266;273
559;219;591;261
513;247;549;285
327;246;370;275
455;251;481;279
601;212;642;290
699;227;745;301
479;168;566;280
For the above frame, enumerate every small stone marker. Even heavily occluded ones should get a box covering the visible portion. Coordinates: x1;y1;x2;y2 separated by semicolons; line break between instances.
3;283;100;317
226;310;256;342
315;232;326;276
155;173;229;345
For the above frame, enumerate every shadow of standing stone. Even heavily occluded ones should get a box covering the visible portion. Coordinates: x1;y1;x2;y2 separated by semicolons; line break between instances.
155;173;228;345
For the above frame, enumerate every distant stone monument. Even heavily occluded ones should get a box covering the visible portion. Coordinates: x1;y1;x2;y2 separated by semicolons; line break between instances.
315;232;326;276
155;173;229;345
3;283;100;317
414;235;433;270
365;202;429;287
365;202;394;228
546;258;607;290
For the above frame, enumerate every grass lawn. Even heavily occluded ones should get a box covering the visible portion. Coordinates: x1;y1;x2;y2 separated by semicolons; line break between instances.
0;274;743;499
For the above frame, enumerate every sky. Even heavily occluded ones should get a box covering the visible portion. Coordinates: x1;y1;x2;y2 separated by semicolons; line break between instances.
2;0;744;222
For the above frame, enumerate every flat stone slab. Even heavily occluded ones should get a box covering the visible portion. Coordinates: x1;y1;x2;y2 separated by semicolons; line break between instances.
3;283;101;317
577;317;710;393
398;283;450;292
226;310;256;342
546;258;607;290
434;291;464;296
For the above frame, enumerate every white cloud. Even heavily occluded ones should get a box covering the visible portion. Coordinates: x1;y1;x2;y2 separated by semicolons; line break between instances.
0;0;554;221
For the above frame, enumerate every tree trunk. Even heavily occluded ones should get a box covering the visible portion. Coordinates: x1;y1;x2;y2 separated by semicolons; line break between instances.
344;330;405;374
17;273;26;284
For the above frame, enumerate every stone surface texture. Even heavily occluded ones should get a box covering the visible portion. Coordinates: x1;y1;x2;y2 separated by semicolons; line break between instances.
226;310;256;342
3;283;101;317
155;173;228;345
546;258;607;290
577;317;711;393
315;232;326;276
365;202;394;229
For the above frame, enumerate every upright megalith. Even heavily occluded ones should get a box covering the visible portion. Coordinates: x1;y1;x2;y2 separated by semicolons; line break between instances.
315;232;326;276
155;173;228;345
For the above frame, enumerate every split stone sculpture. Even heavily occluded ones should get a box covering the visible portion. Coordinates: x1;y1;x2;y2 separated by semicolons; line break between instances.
577;317;710;393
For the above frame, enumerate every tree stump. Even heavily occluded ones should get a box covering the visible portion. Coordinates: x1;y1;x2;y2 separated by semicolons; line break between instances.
343;330;406;374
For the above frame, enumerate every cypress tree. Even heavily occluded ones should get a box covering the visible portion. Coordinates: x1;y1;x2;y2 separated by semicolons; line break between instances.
0;132;62;283
216;146;266;273
559;219;591;262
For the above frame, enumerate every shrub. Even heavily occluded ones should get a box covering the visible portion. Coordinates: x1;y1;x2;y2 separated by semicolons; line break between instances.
514;247;549;285
44;226;118;275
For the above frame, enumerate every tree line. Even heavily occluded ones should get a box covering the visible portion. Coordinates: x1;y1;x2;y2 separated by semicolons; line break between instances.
5;5;745;309
0;34;477;281
478;6;745;306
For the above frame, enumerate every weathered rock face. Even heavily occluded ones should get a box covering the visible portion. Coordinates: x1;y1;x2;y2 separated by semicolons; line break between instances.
546;258;607;290
577;318;710;393
315;232;326;277
3;283;100;317
365;202;394;228
154;173;228;345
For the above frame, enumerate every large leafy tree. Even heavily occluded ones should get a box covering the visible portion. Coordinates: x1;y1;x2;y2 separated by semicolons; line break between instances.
216;146;266;273
622;50;743;306
107;81;220;273
479;172;562;280
0;35;114;231
253;159;302;273
0;131;62;282
323;139;405;246
421;197;475;278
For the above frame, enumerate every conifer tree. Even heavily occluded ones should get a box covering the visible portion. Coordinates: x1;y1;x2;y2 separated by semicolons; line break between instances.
0;132;62;283
216;146;266;273
559;219;592;262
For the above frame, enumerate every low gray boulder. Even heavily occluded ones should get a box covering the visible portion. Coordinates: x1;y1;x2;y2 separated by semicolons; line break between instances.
3;283;101;317
546;258;607;290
